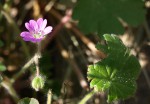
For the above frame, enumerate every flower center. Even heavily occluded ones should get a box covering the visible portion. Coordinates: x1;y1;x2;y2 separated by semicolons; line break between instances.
33;34;42;38
33;31;44;39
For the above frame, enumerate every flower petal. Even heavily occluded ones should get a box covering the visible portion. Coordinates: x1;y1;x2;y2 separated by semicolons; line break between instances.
20;31;32;38
43;26;53;35
21;18;53;43
34;38;43;43
29;20;38;31
23;37;33;41
23;37;43;43
37;18;43;30
25;23;34;31
41;19;47;30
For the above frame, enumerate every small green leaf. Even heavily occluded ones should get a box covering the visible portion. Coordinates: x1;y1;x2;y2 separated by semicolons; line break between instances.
73;0;145;35
0;63;6;71
87;34;141;102
18;98;39;104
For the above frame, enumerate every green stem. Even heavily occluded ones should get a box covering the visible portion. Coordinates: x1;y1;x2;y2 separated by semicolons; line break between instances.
37;42;41;58
35;42;41;76
78;90;95;104
12;42;42;82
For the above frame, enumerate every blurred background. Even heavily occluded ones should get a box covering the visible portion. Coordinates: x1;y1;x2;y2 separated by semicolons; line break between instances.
0;0;150;104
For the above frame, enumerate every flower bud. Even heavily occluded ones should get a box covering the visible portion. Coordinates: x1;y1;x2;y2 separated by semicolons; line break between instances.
31;76;45;91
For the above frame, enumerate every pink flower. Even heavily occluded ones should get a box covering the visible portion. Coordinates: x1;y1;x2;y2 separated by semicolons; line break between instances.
20;18;52;43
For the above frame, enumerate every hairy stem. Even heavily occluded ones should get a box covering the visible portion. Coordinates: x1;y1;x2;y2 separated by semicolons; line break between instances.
34;42;41;76
12;55;35;82
1;78;19;103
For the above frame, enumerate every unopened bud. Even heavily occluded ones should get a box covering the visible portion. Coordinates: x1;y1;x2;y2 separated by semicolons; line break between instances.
31;76;45;91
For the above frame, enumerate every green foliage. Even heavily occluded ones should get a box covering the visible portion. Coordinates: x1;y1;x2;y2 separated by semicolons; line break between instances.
39;52;61;96
0;63;6;71
0;41;5;73
18;98;39;104
0;75;2;83
0;40;4;47
73;0;145;35
87;34;141;102
39;52;52;73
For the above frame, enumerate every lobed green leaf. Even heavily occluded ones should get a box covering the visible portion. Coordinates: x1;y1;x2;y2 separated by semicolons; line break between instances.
87;34;141;102
73;0;145;35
